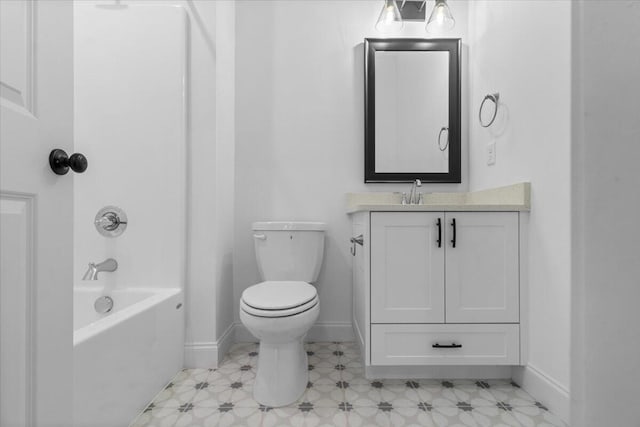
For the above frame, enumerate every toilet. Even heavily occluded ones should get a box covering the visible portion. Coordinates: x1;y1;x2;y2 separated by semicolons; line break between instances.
239;221;326;407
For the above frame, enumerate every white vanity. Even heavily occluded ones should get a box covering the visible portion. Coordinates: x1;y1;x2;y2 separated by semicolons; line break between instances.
348;183;530;378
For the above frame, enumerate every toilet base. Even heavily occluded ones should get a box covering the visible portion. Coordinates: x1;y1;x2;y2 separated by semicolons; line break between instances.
253;339;308;407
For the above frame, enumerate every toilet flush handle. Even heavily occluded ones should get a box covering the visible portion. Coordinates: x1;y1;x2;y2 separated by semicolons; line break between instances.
253;234;267;240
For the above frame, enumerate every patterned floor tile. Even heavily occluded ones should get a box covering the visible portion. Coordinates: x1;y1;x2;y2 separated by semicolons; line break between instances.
187;368;250;407
261;406;349;427
174;406;263;427
503;406;568;427
297;369;345;407
130;342;568;427
487;383;543;408
342;376;422;408
428;379;500;407
430;405;524;427
344;405;436;427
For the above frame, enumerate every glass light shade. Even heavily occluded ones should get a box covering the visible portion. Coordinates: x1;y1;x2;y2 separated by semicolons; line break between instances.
375;0;404;33
426;0;455;34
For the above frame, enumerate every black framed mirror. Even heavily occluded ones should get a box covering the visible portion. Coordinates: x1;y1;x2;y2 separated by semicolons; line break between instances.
365;38;461;183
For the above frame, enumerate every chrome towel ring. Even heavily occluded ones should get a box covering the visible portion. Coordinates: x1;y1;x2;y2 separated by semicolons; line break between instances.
438;127;449;151
479;93;500;128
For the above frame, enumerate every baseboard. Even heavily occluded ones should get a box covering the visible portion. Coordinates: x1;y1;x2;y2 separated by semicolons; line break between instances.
215;323;234;365
512;364;570;424
233;321;355;343
366;365;512;380
184;341;217;369
352;316;365;361
183;323;234;369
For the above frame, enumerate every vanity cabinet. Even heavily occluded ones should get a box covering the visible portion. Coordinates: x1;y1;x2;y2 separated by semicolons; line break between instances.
351;210;524;370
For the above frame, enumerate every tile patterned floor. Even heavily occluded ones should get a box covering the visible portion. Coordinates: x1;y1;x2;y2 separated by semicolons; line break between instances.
130;342;568;427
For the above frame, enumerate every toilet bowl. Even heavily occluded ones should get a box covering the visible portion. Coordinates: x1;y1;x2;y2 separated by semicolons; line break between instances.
240;281;320;406
239;221;326;407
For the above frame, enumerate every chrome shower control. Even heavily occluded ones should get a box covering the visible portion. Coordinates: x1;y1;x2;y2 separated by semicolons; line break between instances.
94;206;128;237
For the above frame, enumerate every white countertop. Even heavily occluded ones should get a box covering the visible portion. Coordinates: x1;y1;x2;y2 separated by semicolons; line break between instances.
346;182;531;214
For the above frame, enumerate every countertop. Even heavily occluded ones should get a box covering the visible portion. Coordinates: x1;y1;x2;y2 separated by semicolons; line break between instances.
346;182;530;214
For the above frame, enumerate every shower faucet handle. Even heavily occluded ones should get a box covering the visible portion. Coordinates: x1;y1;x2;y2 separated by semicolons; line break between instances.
95;212;125;230
94;206;128;238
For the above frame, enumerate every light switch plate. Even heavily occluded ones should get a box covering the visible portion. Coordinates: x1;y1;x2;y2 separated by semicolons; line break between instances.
487;141;496;165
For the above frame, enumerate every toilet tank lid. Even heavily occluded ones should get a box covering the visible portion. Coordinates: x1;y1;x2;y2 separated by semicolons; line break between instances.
252;221;326;231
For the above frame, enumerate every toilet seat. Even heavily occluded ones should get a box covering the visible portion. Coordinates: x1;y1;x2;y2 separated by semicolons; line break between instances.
241;296;318;318
241;281;318;318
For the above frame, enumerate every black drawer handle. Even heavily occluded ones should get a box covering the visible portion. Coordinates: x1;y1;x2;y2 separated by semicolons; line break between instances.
432;342;462;349
436;218;442;248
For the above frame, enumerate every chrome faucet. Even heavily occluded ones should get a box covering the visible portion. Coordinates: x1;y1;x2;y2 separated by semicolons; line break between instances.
408;179;422;204
82;258;118;280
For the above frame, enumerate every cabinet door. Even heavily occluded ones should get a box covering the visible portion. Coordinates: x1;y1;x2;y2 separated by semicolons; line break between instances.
371;212;445;323
445;212;519;323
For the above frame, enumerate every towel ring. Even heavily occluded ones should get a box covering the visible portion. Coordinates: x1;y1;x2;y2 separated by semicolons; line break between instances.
479;93;500;128
438;127;449;151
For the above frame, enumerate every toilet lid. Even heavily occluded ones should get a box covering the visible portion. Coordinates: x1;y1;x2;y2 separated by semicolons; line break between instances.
241;281;317;310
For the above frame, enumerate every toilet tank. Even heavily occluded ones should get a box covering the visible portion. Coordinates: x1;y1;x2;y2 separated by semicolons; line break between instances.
252;221;326;282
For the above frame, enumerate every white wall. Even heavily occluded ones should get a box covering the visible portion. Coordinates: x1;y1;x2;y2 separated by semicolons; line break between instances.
213;0;236;356
571;2;640;425
466;1;572;421
74;4;187;290
233;0;469;340
181;0;236;367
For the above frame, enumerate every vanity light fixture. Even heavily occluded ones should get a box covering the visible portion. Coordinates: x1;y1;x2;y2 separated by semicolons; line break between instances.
425;0;455;34
375;0;404;33
375;0;455;34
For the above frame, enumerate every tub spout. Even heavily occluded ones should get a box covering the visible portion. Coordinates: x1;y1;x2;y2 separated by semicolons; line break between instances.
82;258;118;280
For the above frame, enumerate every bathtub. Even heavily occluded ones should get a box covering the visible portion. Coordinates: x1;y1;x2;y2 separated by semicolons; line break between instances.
73;286;184;427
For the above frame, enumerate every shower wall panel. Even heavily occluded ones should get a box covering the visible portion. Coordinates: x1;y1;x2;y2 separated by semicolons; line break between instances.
74;4;187;289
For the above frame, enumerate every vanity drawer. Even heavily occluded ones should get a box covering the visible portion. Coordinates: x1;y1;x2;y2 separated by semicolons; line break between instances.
371;324;519;366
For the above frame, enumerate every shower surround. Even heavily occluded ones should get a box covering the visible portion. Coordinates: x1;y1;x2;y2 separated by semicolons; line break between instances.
72;4;187;424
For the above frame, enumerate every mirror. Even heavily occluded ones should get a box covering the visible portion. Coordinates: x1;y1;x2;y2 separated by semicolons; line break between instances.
365;38;461;183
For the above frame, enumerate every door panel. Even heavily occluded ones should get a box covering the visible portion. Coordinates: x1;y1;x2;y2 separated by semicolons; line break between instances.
445;212;519;323
371;212;445;323
0;196;33;427
0;1;74;425
0;0;34;113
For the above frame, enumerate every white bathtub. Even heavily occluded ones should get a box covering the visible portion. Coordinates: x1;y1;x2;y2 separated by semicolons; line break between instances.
73;286;184;427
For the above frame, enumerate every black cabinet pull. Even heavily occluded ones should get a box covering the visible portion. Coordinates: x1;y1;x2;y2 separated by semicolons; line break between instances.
450;218;456;248
432;343;462;349
436;218;442;248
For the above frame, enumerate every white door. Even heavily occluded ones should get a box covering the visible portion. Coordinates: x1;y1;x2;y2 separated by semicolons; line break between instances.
445;212;519;323
0;1;74;426
371;212;445;323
